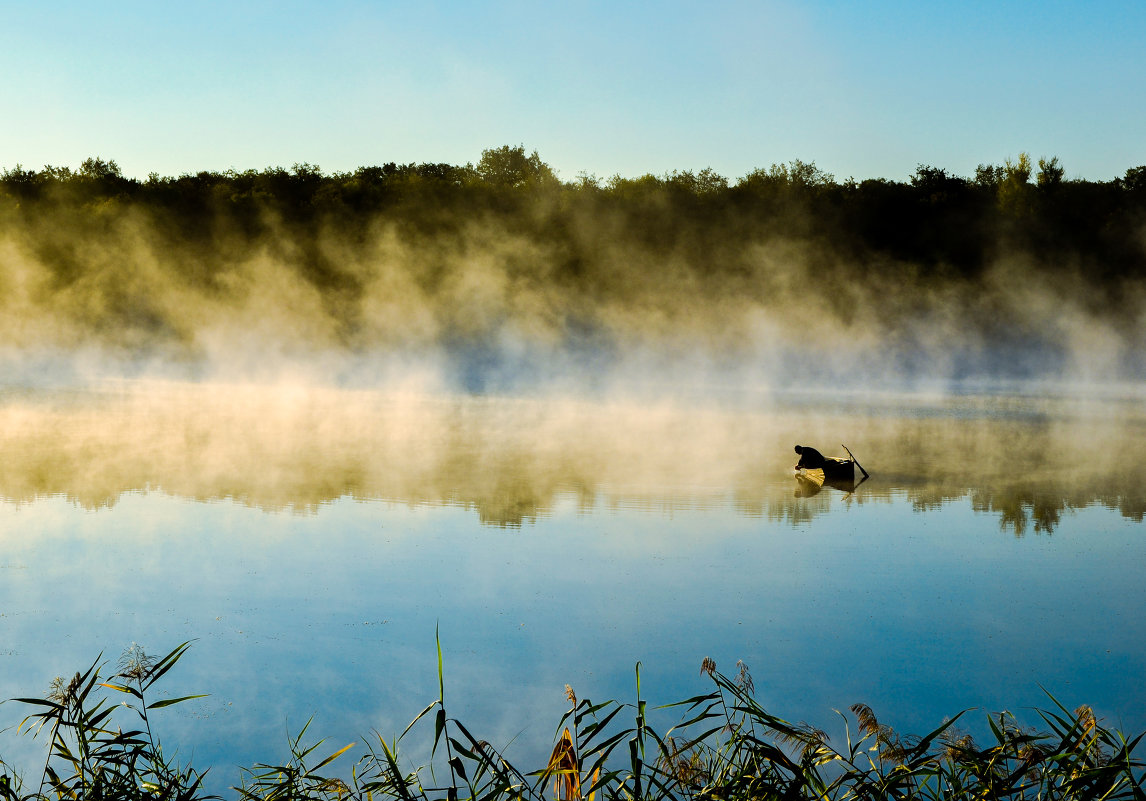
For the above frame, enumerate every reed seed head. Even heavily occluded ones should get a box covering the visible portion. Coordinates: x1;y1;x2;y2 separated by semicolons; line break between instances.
47;676;68;705
1074;704;1096;734
851;703;879;736
735;660;755;696
118;642;157;682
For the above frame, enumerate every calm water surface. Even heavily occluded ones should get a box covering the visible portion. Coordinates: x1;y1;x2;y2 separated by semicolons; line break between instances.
1;383;1144;791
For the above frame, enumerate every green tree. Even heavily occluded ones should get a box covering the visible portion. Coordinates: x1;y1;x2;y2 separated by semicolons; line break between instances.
1037;155;1064;187
1004;152;1032;183
571;170;601;190
666;167;728;195
0;163;42;199
736;159;834;194
998;152;1033;215
742;160;834;190
476;145;557;189
786;158;835;188
605;172;664;199
78;156;123;180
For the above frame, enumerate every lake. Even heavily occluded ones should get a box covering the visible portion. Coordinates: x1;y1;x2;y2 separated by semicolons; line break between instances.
1;381;1144;794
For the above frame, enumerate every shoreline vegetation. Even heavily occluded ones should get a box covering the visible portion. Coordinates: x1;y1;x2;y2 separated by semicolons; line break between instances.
2;148;1146;386
1;642;1142;801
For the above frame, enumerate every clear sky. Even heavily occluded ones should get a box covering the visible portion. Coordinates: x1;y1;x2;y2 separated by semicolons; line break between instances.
1;0;1143;183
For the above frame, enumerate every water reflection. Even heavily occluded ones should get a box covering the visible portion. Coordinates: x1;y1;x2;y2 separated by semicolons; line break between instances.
1;382;1144;534
2;382;1145;795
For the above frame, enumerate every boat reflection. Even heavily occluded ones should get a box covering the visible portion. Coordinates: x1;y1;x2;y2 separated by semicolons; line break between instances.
793;469;869;498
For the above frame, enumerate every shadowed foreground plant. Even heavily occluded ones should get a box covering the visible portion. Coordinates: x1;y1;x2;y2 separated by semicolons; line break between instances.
3;646;1145;801
648;660;1146;801
235;718;354;801
6;641;209;801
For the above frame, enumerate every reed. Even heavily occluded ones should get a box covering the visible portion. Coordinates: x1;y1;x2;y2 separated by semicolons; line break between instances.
1;642;1142;801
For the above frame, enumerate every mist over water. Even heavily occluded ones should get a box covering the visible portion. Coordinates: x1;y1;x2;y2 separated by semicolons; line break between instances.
1;383;1143;533
3;158;1146;795
2;173;1145;394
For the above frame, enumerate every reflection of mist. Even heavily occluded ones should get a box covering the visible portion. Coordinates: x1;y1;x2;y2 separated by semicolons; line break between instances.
1;384;1144;533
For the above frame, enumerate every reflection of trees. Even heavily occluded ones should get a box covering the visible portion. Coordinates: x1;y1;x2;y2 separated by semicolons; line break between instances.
2;389;1146;536
1094;476;1146;523
463;471;548;528
971;489;1065;536
744;491;824;526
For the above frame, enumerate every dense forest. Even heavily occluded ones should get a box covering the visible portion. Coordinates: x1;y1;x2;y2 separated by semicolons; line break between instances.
2;147;1145;388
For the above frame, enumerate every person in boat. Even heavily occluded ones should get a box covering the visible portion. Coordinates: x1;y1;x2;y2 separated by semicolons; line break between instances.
794;444;827;470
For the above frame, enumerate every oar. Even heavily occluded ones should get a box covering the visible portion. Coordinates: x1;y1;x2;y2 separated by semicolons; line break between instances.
841;444;869;479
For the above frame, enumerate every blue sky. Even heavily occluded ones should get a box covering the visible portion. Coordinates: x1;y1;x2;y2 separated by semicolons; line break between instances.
1;0;1143;182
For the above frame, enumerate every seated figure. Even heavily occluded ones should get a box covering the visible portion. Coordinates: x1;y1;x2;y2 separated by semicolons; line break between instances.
794;444;826;470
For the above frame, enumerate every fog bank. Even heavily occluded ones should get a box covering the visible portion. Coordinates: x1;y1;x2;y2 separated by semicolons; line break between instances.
2;156;1145;393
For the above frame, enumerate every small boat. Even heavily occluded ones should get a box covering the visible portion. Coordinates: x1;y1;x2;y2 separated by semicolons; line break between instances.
794;464;863;497
794;457;855;484
793;446;869;496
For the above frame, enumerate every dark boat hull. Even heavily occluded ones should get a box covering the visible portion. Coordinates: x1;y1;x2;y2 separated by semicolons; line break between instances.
821;458;855;481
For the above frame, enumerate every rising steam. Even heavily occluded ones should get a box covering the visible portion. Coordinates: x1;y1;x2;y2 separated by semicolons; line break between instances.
1;155;1144;394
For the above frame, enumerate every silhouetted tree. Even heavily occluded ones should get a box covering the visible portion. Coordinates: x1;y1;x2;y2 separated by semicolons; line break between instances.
911;164;969;201
974;163;1005;190
1119;165;1146;197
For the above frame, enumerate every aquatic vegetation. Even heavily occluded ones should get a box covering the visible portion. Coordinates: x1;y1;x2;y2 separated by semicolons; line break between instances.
1;642;1143;800
1;642;207;800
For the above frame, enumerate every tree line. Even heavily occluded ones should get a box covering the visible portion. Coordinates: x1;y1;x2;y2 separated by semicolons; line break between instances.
3;147;1144;280
1;146;1145;380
